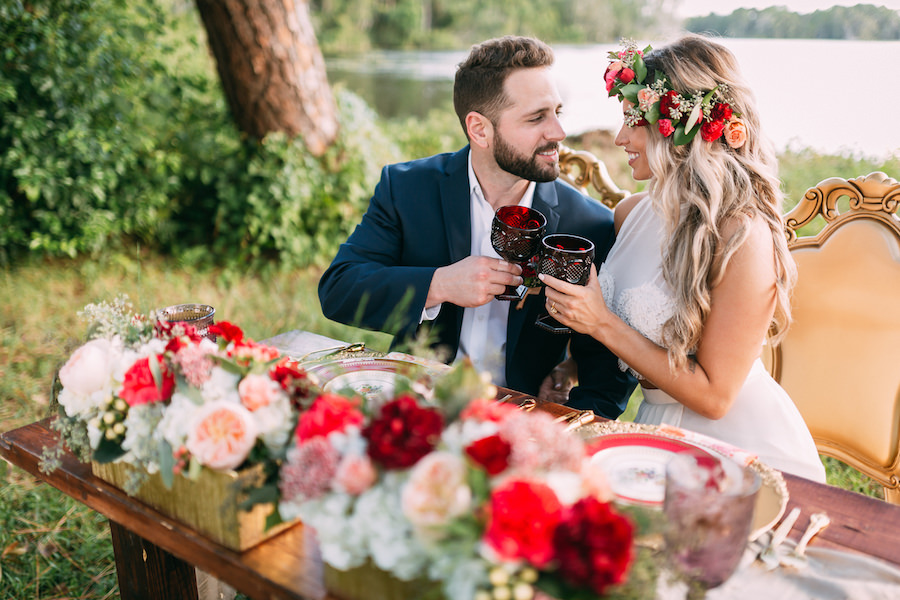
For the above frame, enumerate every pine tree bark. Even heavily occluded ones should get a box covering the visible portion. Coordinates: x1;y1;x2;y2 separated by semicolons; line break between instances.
194;0;339;156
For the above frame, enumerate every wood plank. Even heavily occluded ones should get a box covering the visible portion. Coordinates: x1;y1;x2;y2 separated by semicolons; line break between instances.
109;520;200;600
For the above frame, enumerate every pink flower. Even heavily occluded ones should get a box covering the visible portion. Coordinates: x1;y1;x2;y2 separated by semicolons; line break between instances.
238;373;281;411
185;402;257;470
484;478;563;568
279;437;340;501
58;338;117;398
658;119;675;137
401;451;471;539
637;87;659;112
498;411;585;474
459;397;517;423
604;60;625;93
172;339;215;387
334;453;377;496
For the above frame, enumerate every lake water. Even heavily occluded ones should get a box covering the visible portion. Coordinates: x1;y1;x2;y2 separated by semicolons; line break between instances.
327;38;900;159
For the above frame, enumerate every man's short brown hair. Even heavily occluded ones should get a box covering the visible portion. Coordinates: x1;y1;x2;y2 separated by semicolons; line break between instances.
453;36;554;137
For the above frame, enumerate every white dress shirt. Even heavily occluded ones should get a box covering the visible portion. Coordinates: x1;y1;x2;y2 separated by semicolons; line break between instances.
424;151;535;387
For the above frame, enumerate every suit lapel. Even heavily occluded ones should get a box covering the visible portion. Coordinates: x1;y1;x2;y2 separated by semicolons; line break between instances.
440;147;473;264
507;182;559;361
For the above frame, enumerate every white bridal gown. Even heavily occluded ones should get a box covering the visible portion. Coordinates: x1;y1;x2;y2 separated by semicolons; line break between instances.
597;196;826;482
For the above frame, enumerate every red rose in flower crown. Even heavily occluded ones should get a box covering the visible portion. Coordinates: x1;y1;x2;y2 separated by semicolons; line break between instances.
485;478;563;568
120;355;175;406
364;394;443;469
701;118;727;142
295;393;364;442
658;118;675;137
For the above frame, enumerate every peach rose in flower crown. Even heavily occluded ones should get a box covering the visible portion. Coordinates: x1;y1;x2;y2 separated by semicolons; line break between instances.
724;118;747;149
186;402;258;470
637;87;660;112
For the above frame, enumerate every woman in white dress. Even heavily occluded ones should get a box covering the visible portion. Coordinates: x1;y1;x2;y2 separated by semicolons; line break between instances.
540;35;826;482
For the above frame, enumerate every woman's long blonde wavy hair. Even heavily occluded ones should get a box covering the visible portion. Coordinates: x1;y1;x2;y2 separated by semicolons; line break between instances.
641;35;796;371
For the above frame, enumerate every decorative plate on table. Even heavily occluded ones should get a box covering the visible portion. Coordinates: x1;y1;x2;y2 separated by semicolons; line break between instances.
305;356;449;406
580;421;788;541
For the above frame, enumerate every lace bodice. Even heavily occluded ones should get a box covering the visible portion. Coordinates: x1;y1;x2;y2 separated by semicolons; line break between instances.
598;197;674;378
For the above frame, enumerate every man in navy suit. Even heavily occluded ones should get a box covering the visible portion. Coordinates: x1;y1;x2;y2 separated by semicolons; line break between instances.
318;36;635;418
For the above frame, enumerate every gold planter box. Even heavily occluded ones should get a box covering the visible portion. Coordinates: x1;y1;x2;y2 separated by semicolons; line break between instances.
92;460;297;551
323;562;442;600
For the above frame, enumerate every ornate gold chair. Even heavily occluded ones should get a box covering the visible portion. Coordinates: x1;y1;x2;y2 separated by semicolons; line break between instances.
558;144;629;209
762;172;900;502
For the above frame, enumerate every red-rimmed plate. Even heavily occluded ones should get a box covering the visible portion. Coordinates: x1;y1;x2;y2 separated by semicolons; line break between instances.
584;422;788;541
590;433;717;507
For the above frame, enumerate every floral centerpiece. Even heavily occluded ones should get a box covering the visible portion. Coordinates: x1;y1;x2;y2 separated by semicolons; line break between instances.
277;361;643;600
42;296;317;549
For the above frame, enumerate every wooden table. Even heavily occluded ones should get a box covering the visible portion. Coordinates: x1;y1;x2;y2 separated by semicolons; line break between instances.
3;414;900;600
5;328;900;598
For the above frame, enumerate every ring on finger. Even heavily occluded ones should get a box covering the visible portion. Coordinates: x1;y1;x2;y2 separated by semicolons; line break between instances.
549;302;558;315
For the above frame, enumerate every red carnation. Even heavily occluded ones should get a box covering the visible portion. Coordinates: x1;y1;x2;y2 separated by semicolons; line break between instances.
553;497;634;596
120;355;175;407
710;102;733;122
295;393;364;442
701;118;726;142
658;119;675;137
364;395;443;469
208;321;244;344
465;434;512;475
658;90;680;119
484;479;562;568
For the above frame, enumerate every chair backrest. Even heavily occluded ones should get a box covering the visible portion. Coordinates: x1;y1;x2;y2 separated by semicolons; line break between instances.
762;172;900;502
558;144;629;209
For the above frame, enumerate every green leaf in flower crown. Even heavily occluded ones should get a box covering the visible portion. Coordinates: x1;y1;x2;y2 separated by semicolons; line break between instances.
158;439;175;489
633;53;647;83
644;103;660;124
621;83;643;104
673;123;700;146
93;437;126;463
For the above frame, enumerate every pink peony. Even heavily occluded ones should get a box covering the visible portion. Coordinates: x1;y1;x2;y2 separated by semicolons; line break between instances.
238;373;281;411
58;338;117;398
401;451;472;538
334;453;377;496
185;402;257;470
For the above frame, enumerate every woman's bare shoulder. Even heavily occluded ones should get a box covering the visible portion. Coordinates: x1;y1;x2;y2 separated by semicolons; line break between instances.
614;192;648;234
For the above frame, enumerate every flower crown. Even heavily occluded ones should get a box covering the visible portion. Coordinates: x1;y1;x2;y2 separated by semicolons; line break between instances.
605;39;747;148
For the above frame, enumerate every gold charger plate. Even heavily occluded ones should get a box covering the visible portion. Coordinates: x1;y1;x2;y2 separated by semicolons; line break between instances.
577;421;788;542
304;355;449;405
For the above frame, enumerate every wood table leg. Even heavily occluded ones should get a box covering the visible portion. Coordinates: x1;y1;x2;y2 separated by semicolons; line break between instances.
108;519;199;600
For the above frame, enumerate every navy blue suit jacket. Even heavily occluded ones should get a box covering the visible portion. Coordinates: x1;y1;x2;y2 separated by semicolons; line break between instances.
318;146;636;418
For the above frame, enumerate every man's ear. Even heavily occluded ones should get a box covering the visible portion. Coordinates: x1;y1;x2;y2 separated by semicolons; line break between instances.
465;111;492;149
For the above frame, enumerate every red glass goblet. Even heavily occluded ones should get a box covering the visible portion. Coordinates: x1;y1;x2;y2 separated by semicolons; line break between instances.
535;233;595;334
490;206;547;301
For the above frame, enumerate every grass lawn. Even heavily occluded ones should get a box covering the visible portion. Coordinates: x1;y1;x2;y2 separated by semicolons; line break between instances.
0;251;883;598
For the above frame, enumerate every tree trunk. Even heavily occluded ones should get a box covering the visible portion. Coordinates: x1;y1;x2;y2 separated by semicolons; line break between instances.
194;0;339;156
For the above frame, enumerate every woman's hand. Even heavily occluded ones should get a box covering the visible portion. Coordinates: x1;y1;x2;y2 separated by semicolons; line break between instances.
538;357;578;404
539;265;612;340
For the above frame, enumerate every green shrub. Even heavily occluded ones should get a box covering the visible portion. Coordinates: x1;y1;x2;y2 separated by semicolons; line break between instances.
0;0;203;263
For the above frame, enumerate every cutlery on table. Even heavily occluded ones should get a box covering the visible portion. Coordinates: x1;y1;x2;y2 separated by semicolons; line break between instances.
759;506;801;570
780;512;831;569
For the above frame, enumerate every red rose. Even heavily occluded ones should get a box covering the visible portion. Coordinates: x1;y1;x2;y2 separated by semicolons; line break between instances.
701;118;726;142
208;321;244;344
658;91;680;119
120;355;175;407
295;393;364;442
270;358;315;407
465;434;512;475
553;497;634;596
618;67;635;84
710;102;733;122
364;395;443;469
485;479;562;568
658;119;675;137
